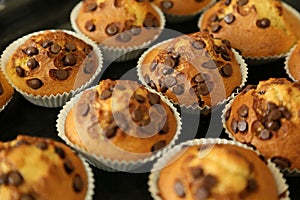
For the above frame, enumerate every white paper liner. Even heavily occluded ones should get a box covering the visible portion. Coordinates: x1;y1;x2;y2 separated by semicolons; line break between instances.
284;43;298;82
78;154;95;200
198;2;300;66
57;84;182;172
148;138;290;200
161;0;216;24
222;94;300;175
70;2;166;63
136;37;248;113
0;29;103;108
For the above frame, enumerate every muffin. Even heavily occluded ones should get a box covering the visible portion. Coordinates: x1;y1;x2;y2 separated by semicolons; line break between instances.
149;0;216;23
0;70;14;111
0;135;94;200
1;30;103;107
137;31;247;109
57;79;181;171
71;0;165;62
198;0;300;60
285;40;300;81
223;78;300;171
149;139;288;200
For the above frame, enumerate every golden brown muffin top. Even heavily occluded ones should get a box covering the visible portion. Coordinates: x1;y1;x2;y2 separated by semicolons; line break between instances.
140;31;243;108
66;79;179;161
199;0;300;58
158;144;279;200
5;30;99;96
75;0;162;47
287;40;300;81
0;135;89;200
225;78;300;170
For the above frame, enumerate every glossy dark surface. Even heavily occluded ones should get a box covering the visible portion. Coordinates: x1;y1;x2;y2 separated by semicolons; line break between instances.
0;0;299;199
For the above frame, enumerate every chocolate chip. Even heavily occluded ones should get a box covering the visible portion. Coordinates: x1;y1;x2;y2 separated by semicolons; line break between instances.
163;76;177;88
237;104;248;117
114;0;123;7
191;167;204;179
268;109;282;121
251;120;263;133
0;83;3;95
114;111;129;131
143;13;159;28
265;120;280;131
130;26;142;36
148;93;160;105
20;194;35;200
231;119;238;133
164;56;176;68
246;179;257;193
64;159;75;174
225;0;231;6
54;146;65;159
256;18;271;29
202;60;217;69
63;54;77;66
106;23;119;36
259;129;272;140
41;40;53;48
196;83;209;96
172;84;185;95
161;1;173;10
203;175;218;188
271;157;291;169
26;78;43;89
78;103;90;116
238;120;248;132
134;93;145;103
27;58;39;69
267;102;277;113
56;69;69;80
222;39;231;49
73;174;84;193
35;141;48;150
135;0;145;2
208;14;218;22
279;106;291;120
192;40;206;50
0;174;8;185
65;43;76;51
237;0;248;6
50;43;61;54
85;20;96;32
224;13;235;24
151;140;166;152
193;74;205;83
24;46;38;56
220;64;233;77
210;23;221;33
150;61;158;72
162;67;174;75
174;179;186;197
84;61;95;74
225;107;231;121
100;89;112;100
117;32;132;43
84;45;93;55
194;188;209;200
132;108;144;122
8;171;23;186
159;122;169;134
16;66;25;77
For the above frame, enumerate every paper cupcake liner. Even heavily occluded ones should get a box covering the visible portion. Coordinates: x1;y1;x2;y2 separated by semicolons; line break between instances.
70;2;166;63
161;0;216;24
0;29;103;108
284;43;298;82
57;85;182;172
198;2;300;66
148;138;290;200
0;96;13;113
222;95;300;175
78;154;95;200
136;38;248;114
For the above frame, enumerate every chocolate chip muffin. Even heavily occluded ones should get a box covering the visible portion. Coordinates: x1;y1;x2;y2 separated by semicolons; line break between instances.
149;0;215;23
0;70;14;111
0;135;93;200
1;30;102;107
224;78;300;171
285;40;300;81
138;31;246;109
151;141;281;200
60;79;181;168
198;0;300;59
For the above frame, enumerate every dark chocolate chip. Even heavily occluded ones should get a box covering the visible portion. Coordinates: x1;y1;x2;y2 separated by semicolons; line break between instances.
267;102;277;113
8;171;23;186
86;2;97;11
162;66;174;75
246;179;257;193
26;78;43;89
106;23;119;36
117;32;132;43
279;106;291;120
259;129;272;140
41;40;53;48
202;60;217;69
78;103;90;116
237;120;248;132
256;18;271;29
148;93;160;105
172;84;185;95
73;174;84;193
237;104;249;117
193;73;205;83
100;89;112;99
159;122;169;134
143;13;159;27
27;58;39;70
24;46;38;56
104;124;117;138
220;64;233;77
196;83;209;96
130;26;142;36
194;188;209;200
0;174;8;185
16;66;25;77
237;0;248;6
210;23;221;33
224;13;235;24
0;83;3;95
63;54;77;66
132;108;144;122
56;69;69;80
84;61;95;74
225;0;231;6
150;61;158;72
114;0;123;7
14;140;30;147
85;20;96;32
225;107;231;121
54;146;65;159
191;167;204;179
151;140;166;152
65;43;76;52
271;157;291;169
161;1;173;10
231;119;238;133
134;93;145;103
115;84;126;90
50;43;61;54
208;14;218;22
174;179;186;197
203;174;218;188
84;45;93;55
251;120;263;133
164;56;176;68
114;111;129;131
64;159;75;174
222;39;231;49
192;40;206;50
268;109;282;121
35;141;48;150
164;76;177;88
265;120;280;131
20;194;35;200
